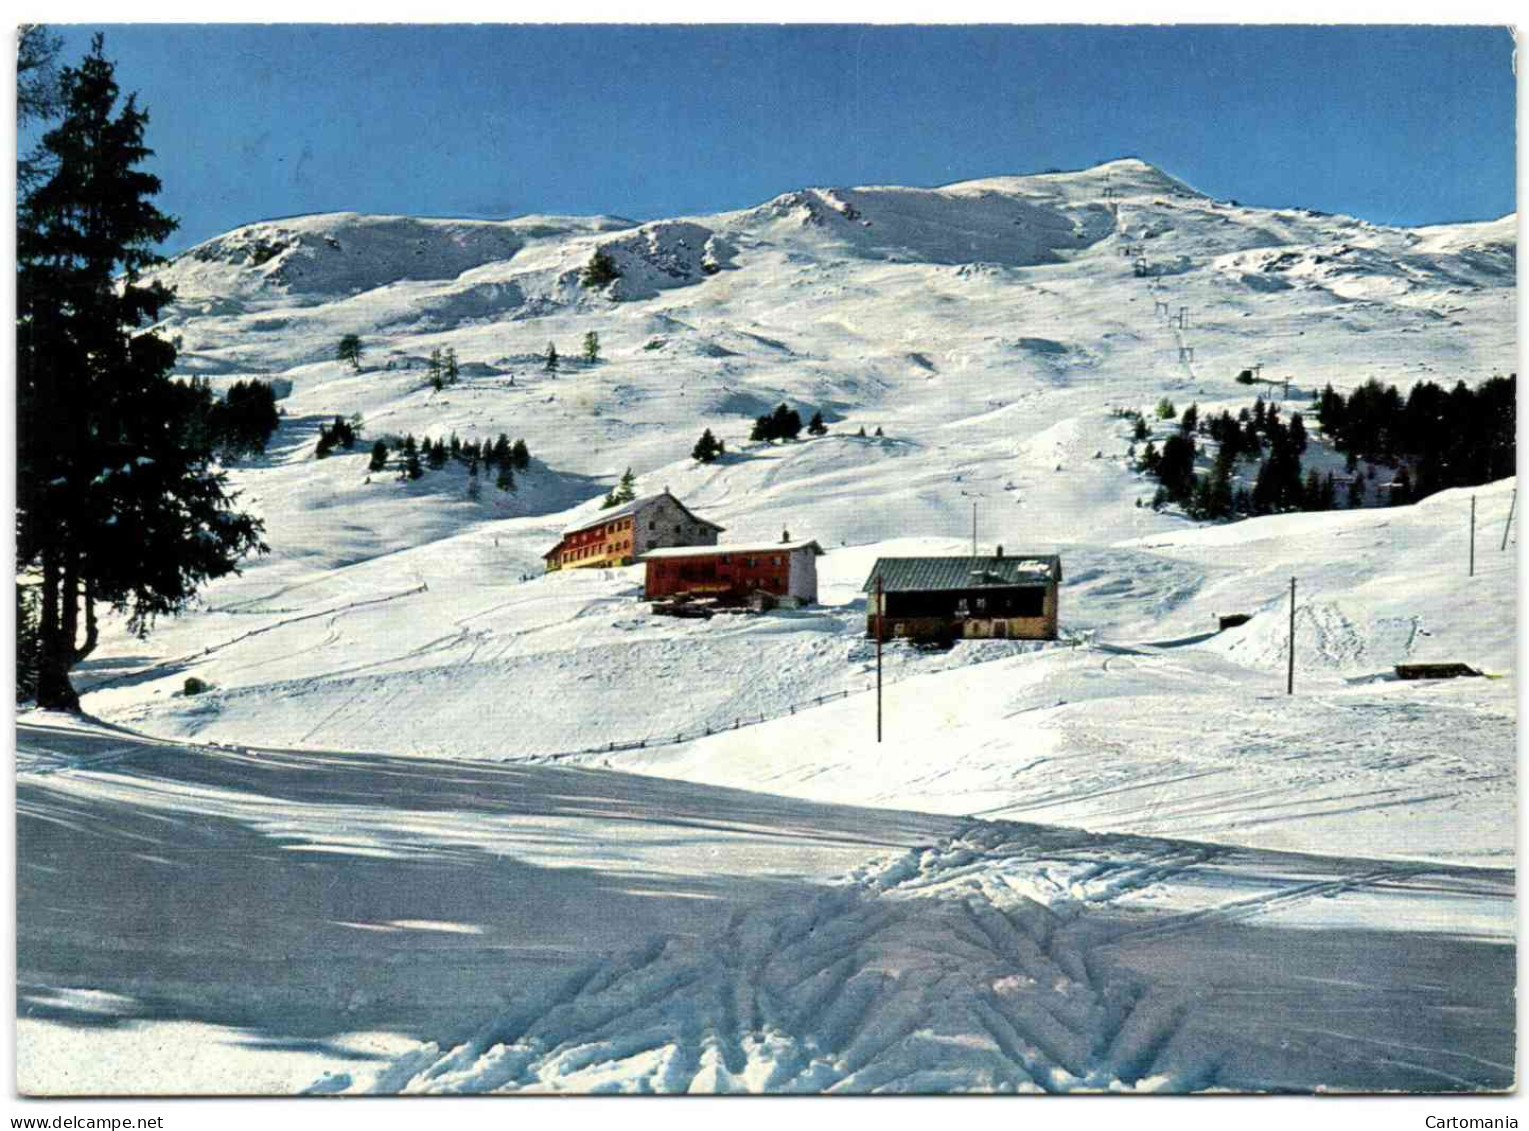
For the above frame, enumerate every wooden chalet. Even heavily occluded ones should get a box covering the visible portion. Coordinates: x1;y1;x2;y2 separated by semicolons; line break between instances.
863;550;1061;642
544;490;723;572
642;533;824;606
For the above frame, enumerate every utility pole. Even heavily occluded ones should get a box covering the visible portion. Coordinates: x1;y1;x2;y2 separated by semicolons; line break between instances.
972;500;978;557
1469;495;1476;577
1502;488;1517;551
1287;576;1297;696
875;574;884;743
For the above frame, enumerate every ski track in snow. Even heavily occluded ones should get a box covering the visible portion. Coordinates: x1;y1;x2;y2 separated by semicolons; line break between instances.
16;721;1513;1096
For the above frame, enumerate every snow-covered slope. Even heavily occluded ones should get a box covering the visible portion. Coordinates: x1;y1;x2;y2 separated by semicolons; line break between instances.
18;718;1513;1095
67;157;1516;868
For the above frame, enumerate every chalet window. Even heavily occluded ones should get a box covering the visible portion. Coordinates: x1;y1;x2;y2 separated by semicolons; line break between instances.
774;556;782;566
975;597;987;612
674;525;681;534
649;521;655;531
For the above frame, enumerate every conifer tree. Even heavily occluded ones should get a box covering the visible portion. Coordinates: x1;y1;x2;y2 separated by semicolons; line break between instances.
511;439;531;471
606;467;637;506
581;249;620;289
338;333;363;370
427;347;443;390
443;346;459;385
583;331;600;364
426;437;447;469
545;343;559;373
467;459;481;500
400;435;423;481
692;428;723;463
602;467;637;508
369;440;389;472
17;36;265;706
1303;468;1325;511
1156;433;1197;503
496;464;515;493
16;584;43;703
772;404;803;440
807;411;828;436
873;426;884;437
18;25;65;191
1290;412;1309;455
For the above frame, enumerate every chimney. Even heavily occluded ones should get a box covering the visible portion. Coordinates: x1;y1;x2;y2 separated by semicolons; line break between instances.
782;529;790;543
996;544;1004;559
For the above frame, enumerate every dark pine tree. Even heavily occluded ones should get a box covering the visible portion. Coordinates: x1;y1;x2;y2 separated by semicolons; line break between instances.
337;333;363;370
368;440;389;472
581;250;620;289
17;36;265;708
603;467;637;508
1156;433;1197;504
400;435;423;481
511;439;531;471
807;411;828;436
692;428;723;463
773;404;804;441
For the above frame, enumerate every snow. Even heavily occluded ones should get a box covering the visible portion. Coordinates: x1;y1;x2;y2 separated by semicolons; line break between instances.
17;719;1513;1095
643;539;820;558
20;158;1517;1094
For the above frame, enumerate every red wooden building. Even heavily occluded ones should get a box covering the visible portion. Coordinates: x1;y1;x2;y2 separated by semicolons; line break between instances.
642;535;824;606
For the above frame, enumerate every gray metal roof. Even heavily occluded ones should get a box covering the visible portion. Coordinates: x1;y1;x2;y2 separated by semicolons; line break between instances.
861;555;1061;593
560;490;725;537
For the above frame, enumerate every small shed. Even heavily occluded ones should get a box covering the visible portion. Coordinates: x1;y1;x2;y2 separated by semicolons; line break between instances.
862;551;1061;643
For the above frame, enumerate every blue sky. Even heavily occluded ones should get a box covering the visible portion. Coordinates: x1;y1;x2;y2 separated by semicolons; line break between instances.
35;24;1519;253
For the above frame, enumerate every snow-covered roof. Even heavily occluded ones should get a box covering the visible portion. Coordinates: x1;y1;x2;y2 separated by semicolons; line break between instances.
560;491;724;537
641;540;824;560
861;555;1061;593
